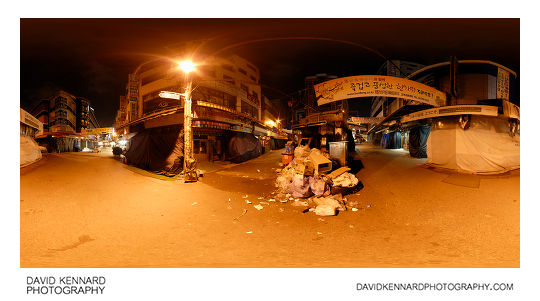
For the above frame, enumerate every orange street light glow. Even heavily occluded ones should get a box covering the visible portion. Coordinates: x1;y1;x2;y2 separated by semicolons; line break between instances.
178;60;196;73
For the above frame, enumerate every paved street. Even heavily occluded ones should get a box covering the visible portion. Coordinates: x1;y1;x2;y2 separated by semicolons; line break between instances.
20;144;519;268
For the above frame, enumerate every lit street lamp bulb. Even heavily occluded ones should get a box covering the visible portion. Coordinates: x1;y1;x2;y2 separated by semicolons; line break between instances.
178;60;196;73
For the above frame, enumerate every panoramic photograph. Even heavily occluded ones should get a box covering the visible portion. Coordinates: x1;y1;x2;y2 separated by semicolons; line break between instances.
19;18;519;269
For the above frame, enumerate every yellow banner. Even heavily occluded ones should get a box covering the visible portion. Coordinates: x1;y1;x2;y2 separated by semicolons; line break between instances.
83;127;114;135
314;75;446;107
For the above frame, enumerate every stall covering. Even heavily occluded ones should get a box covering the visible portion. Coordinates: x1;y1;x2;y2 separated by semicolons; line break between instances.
408;125;430;158
20;135;42;167
225;132;261;163
426;116;519;174
124;125;184;174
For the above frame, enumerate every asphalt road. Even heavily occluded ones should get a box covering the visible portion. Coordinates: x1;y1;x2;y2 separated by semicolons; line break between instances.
20;145;519;267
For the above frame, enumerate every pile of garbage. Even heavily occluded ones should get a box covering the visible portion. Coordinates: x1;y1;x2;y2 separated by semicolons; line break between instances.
275;145;363;216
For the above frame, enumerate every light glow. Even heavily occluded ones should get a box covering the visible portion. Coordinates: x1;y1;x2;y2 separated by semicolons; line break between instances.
178;60;196;73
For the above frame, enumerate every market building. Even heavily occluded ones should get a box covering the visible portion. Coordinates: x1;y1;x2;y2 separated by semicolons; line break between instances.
30;90;100;152
366;59;520;174
114;53;287;173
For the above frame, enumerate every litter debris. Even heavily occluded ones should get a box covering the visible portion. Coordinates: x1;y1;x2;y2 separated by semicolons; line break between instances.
191;202;198;205
253;204;264;210
291;200;309;207
260;201;270;205
234;209;248;220
245;200;252;204
246;231;253;234
317;232;323;235
318;217;325;222
242;195;249;198
227;205;232;210
258;196;264;199
366;204;371;208
349;225;354;228
280;199;288;203
268;198;276;202
351;208;359;212
257;169;261;172
289;197;294;200
332;172;359;187
315;204;336;216
326;167;351;180
228;198;231;202
279;208;284;212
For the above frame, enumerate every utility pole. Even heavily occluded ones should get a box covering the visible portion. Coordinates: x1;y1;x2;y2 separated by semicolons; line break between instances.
183;71;197;182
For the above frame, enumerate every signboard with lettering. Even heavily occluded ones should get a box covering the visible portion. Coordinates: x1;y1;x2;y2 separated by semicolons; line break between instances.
83;127;114;135
350;116;384;124
496;67;510;100
400;105;498;123
159;91;182;100
314;75;446;107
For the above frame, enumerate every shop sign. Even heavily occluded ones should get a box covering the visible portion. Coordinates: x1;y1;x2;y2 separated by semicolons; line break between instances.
194;106;243;125
83;127;114;135
159;91;182;100
400;105;498;123
497;67;510;100
314;75;446;107
350;116;383;124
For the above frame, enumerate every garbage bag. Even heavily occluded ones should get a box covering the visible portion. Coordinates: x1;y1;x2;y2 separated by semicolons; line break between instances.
309;176;328;197
292;174;313;198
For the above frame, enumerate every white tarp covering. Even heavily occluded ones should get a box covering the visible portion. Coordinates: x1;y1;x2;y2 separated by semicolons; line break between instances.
426;116;519;174
20;135;43;167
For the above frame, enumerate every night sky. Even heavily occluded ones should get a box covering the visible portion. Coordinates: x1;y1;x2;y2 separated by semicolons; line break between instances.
20;18;519;127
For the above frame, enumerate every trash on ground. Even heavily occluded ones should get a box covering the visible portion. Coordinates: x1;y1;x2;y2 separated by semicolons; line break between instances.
366;204;371;208
315;204;337;216
332;172;359;187
245;200;252;204
351;208;359;212
191;202;198;205
242;195;249;198
234;209;248;220
317;232;323;235
268;198;276;202
260;201;270;205
246;231;253;234
291;200;309;207
253;204;264;210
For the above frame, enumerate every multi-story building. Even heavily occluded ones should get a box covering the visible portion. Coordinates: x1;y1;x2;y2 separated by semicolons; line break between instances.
367;59;519;173
115;53;283;165
30;90;99;152
370;60;425;119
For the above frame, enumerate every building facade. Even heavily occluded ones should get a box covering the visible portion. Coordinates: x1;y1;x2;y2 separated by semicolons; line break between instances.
30;90;99;152
115;53;285;164
367;59;519;173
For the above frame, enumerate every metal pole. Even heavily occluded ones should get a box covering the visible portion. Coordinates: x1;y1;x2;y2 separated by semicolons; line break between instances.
183;72;197;182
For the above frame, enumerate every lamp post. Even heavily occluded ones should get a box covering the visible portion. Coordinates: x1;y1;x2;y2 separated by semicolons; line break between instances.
179;60;198;182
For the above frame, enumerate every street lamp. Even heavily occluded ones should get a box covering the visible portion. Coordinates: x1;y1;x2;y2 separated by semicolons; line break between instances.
179;60;198;182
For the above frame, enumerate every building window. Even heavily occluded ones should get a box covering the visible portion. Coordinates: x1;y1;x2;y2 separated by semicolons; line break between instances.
240;84;249;93
223;75;235;85
247;64;257;73
250;75;257;82
238;68;247;76
222;64;234;72
192;86;236;109
241;101;258;118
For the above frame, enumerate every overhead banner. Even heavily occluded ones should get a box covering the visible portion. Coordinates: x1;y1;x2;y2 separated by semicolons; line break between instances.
314;75;446;107
83;127;114;135
496;67;510;100
400;105;498;123
349;116;383;124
